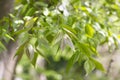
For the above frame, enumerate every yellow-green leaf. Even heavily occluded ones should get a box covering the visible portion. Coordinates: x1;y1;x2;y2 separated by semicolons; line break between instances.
85;24;95;38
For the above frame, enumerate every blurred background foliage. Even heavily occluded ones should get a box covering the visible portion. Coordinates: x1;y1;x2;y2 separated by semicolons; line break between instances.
0;0;120;80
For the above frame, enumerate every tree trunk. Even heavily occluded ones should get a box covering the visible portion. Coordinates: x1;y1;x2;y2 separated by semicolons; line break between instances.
0;0;14;19
2;41;18;80
0;1;17;80
0;0;47;80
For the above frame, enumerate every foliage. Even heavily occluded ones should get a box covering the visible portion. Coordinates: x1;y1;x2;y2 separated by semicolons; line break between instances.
0;0;120;76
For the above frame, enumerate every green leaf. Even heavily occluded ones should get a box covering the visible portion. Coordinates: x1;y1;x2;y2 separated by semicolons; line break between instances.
90;46;99;56
78;52;88;63
31;52;38;67
26;44;34;60
66;52;79;73
34;2;48;7
80;6;87;11
29;37;37;46
90;57;105;72
60;34;75;51
15;41;28;62
60;38;66;51
15;44;26;56
62;25;77;40
52;31;63;46
12;28;30;36
113;35;119;49
5;34;15;41
36;48;50;64
62;25;77;35
85;24;95;38
25;7;36;16
84;60;95;75
0;41;6;51
13;17;38;36
25;17;38;28
21;4;29;15
77;43;91;56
